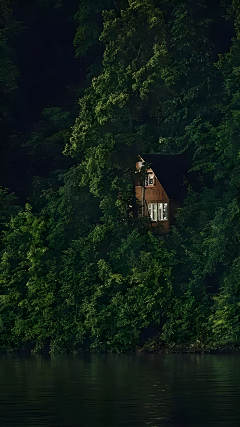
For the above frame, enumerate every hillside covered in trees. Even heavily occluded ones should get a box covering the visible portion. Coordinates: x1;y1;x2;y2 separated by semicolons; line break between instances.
0;0;240;354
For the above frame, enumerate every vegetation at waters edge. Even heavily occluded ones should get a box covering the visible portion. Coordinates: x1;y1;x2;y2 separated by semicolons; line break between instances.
1;0;240;353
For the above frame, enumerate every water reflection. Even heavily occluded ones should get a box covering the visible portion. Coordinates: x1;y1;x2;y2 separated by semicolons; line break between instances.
0;352;239;426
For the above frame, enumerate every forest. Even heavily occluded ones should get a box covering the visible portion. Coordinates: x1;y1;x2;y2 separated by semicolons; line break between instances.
0;0;240;354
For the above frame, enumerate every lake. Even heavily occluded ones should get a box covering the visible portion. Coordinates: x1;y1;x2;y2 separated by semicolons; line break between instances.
0;352;239;426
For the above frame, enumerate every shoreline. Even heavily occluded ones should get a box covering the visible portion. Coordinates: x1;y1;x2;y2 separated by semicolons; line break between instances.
0;345;240;355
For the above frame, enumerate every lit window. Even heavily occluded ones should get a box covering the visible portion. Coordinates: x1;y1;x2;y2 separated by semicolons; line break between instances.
158;203;163;221
158;203;168;220
148;203;157;221
145;174;154;186
148;174;154;185
163;203;168;220
148;204;152;218
148;203;168;221
152;203;157;221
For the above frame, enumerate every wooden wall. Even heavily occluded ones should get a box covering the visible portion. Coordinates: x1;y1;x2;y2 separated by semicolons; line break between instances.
135;167;170;232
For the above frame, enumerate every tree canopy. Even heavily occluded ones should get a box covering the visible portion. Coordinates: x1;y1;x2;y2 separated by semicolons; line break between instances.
0;0;240;354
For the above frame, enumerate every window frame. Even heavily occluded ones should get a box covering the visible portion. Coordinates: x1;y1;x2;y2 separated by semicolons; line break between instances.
145;173;155;186
148;202;168;222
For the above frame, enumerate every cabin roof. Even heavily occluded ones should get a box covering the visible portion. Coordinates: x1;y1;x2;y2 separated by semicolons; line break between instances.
142;153;190;199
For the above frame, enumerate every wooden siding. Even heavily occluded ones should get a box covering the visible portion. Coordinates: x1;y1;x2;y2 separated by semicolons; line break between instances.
135;166;170;232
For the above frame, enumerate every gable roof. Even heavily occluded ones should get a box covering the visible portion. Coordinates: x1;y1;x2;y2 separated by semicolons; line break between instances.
142;153;190;199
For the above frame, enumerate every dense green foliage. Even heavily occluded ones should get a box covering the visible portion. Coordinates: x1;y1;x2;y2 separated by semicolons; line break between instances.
1;0;240;353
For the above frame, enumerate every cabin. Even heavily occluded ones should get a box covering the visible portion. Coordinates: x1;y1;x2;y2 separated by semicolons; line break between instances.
135;153;189;232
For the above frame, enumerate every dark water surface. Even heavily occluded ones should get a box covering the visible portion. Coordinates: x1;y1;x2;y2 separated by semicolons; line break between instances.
0;352;239;427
